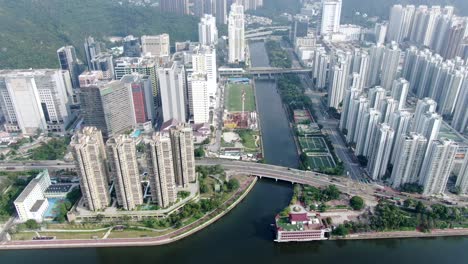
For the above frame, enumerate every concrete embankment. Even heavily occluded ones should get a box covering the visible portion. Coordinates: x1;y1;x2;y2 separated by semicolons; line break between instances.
0;177;258;250
330;228;468;241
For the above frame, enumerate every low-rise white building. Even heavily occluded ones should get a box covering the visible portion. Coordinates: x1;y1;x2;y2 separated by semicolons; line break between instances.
14;170;51;222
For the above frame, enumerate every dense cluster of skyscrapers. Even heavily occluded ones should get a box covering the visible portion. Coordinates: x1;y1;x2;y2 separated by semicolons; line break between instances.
310;3;468;196
71;125;196;211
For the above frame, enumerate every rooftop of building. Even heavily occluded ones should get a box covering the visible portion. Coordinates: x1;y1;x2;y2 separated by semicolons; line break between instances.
14;170;49;203
30;199;47;213
0;69;64;77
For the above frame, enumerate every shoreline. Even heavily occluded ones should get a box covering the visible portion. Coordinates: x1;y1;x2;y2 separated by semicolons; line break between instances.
330;228;468;241
0;177;258;250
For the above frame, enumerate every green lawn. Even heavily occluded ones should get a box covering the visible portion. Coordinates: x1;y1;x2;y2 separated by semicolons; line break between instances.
226;83;255;112
237;129;258;150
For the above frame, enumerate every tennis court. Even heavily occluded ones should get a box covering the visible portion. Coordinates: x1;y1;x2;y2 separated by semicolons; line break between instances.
298;136;328;152
307;155;336;169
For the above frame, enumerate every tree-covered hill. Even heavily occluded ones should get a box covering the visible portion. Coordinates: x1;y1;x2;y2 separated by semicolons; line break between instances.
0;0;199;69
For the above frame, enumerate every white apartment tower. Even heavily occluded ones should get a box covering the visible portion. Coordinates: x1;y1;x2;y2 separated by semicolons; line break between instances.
170;125;196;187
107;135;143;210
390;133;427;188
320;0;342;35
367;123;395;180
199;14;218;46
420;139;458;196
455;153;468;195
188;73;210;124
192;45;217;97
157;61;187;122
381;42;402;90
145;133;177;208
391;78;409;110
228;3;246;63
71;127;110;211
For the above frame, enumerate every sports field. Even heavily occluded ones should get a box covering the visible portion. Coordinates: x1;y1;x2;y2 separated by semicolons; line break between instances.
225;83;256;112
298;136;328;152
307;154;336;169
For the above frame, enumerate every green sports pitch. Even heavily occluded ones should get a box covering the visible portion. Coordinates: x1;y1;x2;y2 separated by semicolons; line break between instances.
298;136;328;152
307;155;336;169
225;83;256;112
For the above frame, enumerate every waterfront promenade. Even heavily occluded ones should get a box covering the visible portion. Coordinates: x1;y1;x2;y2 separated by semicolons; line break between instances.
0;177;257;250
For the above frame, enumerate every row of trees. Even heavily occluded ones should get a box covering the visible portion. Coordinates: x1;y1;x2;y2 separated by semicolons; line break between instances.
333;200;468;236
265;40;292;68
28;137;70;160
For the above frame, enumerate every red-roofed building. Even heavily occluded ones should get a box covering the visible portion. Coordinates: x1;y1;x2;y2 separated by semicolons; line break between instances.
289;213;311;224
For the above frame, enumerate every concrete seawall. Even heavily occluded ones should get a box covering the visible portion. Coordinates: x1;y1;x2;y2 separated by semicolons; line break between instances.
0;177;258;250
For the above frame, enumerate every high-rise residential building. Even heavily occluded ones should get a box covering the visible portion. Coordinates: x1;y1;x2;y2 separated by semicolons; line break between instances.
347;95;367;144
367;123;395;180
452;79;468;133
387;5;415;43
291;15;309;44
228;3;245;63
0;69;73;135
71;127;110;211
320;0;342;35
193;0;215;17
90;53;114;80
122;35;141;57
84;36;104;70
374;22;388;45
390;133;427;188
368;86;386;109
160;0;189;15
188;73;210;124
199;14;218;46
80;80;136;137
106;135;143;210
420;139;458;196
339;88;359;132
57;46;81;89
313;47;330;89
120;74;155;126
455;153;468;195
391;78;409;110
413;98;437;131
157;61;187;122
192;45;217;96
379;97;398;123
440;17;467;60
215;0;228;24
413;112;442;149
328;50;352;109
170;125;196;187
438;69;465;116
114;56;160;108
355;108;381;156
351;96;369;145
235;0;263;11
381;42;401;90
366;44;385;88
406;48;433;95
389;111;412;164
141;34;171;58
145;133;177;208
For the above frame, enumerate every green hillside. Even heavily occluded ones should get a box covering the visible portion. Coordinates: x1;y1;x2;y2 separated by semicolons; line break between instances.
0;0;199;69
